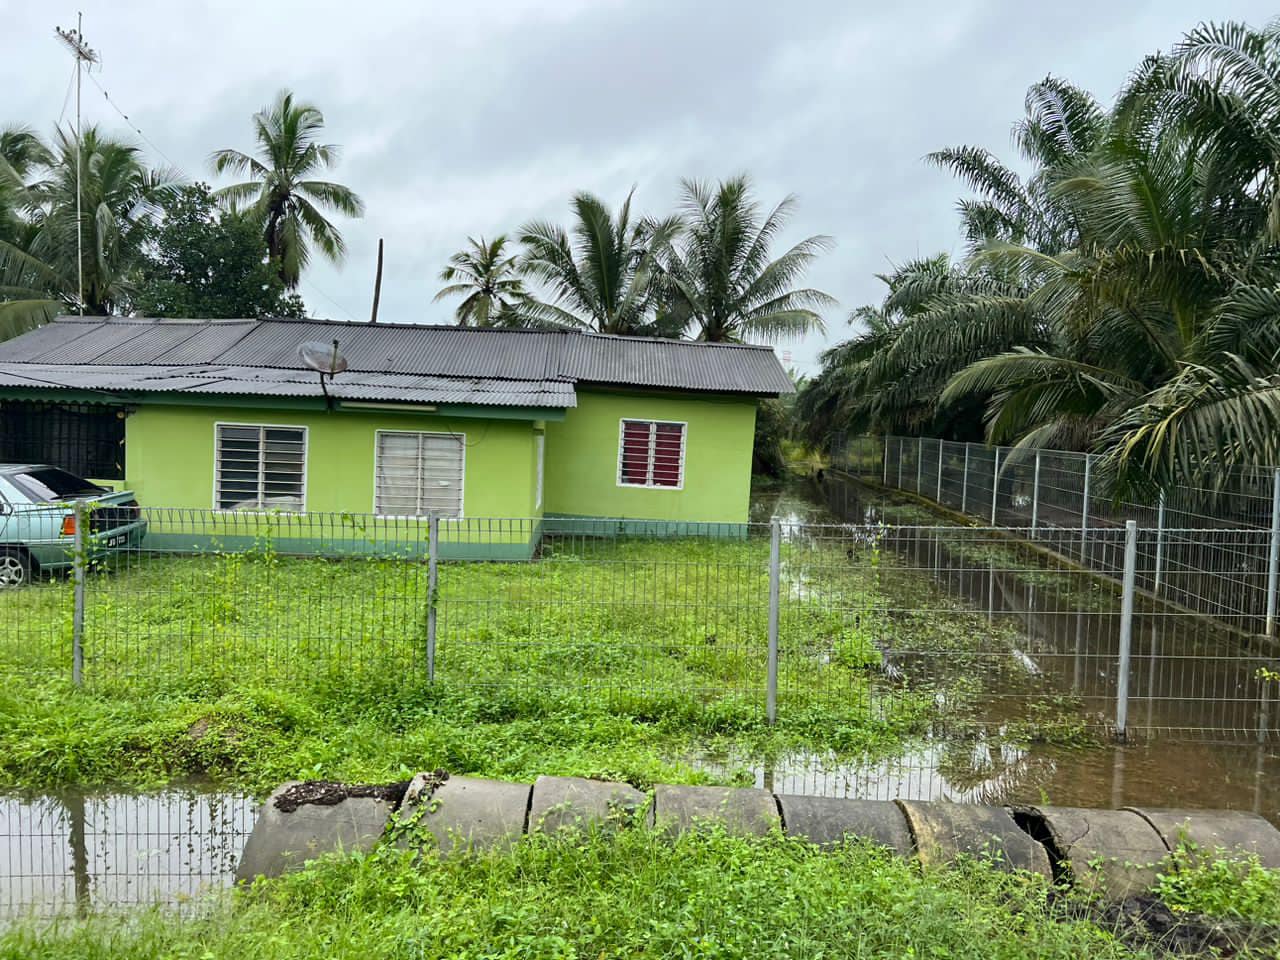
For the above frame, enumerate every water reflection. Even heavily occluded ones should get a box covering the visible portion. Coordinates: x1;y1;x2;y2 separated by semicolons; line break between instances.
1;789;255;919
5;479;1278;918
701;738;1280;824
797;471;1280;740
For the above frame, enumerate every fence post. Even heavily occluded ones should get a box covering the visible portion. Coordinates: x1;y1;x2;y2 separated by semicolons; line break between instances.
1031;450;1041;534
1080;454;1092;562
897;437;905;489
1267;470;1280;638
916;438;923;494
427;514;439;682
990;448;1001;526
1153;492;1167;597
766;516;781;724
882;435;889;486
960;444;970;514
935;439;944;503
1116;519;1137;741
71;499;86;686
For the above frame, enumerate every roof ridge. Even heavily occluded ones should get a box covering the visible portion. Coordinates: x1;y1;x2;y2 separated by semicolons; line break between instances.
56;315;782;351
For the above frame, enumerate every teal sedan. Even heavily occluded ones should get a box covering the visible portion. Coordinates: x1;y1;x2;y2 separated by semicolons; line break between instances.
0;465;148;588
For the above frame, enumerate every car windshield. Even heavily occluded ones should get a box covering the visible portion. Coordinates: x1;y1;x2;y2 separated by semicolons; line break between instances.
10;468;105;502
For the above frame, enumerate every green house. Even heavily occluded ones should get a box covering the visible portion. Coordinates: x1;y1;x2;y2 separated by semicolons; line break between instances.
0;317;792;556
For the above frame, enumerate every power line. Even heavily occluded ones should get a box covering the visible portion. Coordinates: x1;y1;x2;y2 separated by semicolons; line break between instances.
83;71;189;177
55;58;77;128
55;29;364;324
301;278;360;323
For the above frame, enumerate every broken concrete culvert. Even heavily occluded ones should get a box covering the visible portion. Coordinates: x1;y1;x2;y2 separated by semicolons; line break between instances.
236;773;1280;902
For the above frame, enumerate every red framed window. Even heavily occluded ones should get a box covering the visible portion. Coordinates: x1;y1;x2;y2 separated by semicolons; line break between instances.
618;420;685;488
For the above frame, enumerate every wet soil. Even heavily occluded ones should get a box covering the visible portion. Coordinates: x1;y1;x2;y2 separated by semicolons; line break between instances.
1086;895;1280;957
273;779;411;813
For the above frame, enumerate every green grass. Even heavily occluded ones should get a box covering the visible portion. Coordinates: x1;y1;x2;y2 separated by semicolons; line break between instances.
1156;843;1280;923
0;532;1084;793
0;830;1146;960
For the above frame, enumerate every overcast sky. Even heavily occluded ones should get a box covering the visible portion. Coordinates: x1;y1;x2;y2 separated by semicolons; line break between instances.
3;1;1275;372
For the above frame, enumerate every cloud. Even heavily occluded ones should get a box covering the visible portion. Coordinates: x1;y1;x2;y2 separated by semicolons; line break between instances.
5;0;1277;367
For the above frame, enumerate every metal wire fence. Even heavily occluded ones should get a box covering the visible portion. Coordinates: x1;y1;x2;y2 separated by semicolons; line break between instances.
837;435;1280;638
2;503;1276;744
5;501;1280;918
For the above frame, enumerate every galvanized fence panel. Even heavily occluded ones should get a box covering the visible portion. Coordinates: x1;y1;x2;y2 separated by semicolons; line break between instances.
865;436;1280;638
433;518;772;712
2;503;1278;742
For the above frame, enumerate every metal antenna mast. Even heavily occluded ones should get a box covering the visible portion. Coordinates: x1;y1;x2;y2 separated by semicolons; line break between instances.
55;15;99;316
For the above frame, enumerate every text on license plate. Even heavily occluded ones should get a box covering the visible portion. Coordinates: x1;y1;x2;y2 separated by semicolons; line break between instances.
105;533;128;548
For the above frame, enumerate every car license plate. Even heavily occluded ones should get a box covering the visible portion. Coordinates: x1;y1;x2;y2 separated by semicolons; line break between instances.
105;533;128;548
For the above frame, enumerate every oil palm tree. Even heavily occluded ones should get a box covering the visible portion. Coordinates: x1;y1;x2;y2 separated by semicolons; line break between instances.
0;127;177;338
211;90;364;288
519;190;680;335
804;40;1280;491
434;235;530;326
656;175;834;343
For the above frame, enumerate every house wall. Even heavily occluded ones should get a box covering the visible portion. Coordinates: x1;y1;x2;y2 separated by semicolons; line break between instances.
123;404;542;557
542;388;758;524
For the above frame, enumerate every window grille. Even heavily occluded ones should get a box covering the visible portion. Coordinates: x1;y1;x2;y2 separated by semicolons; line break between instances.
214;424;306;511
618;420;685;488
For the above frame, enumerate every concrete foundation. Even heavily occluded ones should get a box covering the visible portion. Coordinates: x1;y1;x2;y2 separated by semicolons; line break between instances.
236;782;396;882
1031;806;1171;897
529;775;647;834
398;776;531;855
776;795;913;854
1126;808;1280;868
897;801;1051;877
652;785;780;837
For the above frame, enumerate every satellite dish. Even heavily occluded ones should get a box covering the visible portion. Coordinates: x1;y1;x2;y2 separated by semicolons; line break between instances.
297;339;347;410
298;339;348;376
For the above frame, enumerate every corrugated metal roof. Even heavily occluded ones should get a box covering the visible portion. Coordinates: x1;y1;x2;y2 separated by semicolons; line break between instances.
0;362;575;407
560;332;794;394
0;316;793;406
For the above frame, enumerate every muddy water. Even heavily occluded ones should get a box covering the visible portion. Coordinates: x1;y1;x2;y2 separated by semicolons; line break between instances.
5;478;1279;919
0;789;255;920
747;473;1280;827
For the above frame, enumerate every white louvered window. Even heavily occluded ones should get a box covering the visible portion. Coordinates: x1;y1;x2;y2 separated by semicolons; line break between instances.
215;424;306;511
375;431;465;517
617;419;685;489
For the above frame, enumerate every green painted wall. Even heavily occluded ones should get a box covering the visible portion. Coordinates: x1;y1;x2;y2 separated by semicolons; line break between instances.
542;389;758;523
124;404;540;519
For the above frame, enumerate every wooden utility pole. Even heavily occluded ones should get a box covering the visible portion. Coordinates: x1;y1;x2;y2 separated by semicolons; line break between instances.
369;238;384;323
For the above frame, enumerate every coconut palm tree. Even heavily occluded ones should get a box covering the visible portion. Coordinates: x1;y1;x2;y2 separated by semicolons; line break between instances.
434;235;531;326
656;175;834;343
210;90;364;288
519;190;680;335
0;126;48;242
0;126;178;338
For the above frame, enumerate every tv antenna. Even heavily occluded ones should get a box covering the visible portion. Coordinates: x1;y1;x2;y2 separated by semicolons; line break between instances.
55;15;99;317
297;339;348;410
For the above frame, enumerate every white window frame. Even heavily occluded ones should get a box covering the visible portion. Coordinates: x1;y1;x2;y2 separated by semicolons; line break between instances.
212;421;309;513
534;432;545;510
616;418;687;491
372;429;467;519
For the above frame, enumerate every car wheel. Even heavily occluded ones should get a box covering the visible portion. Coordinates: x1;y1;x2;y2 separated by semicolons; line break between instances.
0;549;31;589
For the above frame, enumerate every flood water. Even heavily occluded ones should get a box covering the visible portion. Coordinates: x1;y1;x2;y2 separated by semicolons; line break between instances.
1;789;256;920
4;476;1279;919
747;472;1280;826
